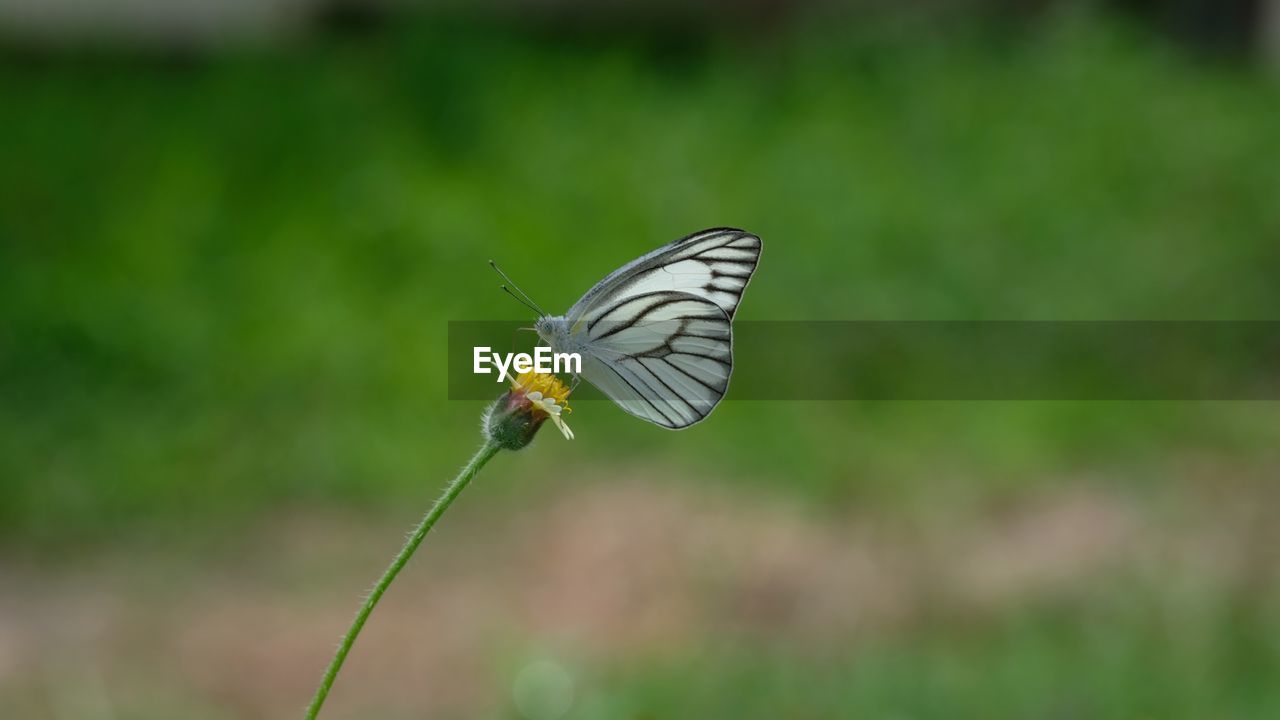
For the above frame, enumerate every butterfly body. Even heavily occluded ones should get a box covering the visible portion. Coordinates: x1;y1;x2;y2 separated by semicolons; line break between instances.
530;228;761;429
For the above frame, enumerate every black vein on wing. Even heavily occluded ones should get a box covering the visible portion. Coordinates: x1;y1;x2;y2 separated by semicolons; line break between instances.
588;294;684;337
608;361;681;427
658;353;730;393
626;359;702;423
631;316;731;364
709;269;753;280
638;356;723;410
708;282;743;296
590;292;726;341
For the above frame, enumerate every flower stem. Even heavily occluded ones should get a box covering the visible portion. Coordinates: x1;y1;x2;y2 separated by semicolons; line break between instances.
304;440;502;720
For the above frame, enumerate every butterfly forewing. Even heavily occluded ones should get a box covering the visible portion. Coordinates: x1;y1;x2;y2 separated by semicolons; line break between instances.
567;228;762;326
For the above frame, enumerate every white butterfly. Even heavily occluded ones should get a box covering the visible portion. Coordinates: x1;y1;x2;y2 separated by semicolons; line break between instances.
495;228;762;429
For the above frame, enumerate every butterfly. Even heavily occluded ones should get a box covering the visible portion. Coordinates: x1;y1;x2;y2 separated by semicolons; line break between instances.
493;228;762;429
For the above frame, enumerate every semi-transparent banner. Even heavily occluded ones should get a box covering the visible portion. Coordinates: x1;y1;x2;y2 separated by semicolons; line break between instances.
447;321;1280;401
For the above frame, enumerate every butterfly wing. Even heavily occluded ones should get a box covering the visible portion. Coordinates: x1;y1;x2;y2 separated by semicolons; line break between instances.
577;291;734;429
566;228;762;329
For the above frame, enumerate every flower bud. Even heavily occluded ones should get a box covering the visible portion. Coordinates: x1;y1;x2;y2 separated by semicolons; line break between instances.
483;371;574;450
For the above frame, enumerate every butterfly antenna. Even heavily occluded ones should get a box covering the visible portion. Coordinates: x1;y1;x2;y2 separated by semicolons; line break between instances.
501;285;543;316
489;260;548;317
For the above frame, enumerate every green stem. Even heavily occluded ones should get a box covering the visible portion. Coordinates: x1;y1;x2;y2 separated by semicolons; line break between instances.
304;440;501;720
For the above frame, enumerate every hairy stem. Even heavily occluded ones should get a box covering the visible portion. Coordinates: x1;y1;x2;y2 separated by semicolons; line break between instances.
304;441;502;719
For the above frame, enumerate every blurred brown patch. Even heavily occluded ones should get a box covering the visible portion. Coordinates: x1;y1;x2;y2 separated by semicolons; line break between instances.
1;463;1275;718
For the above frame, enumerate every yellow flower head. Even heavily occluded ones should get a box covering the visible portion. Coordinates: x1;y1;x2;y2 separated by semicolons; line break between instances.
512;370;572;408
485;371;575;448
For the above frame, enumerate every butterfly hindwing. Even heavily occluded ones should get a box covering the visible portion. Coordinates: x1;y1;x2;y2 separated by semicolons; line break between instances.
578;291;733;429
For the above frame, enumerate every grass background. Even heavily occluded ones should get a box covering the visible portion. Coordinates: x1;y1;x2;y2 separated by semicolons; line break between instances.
2;6;1279;718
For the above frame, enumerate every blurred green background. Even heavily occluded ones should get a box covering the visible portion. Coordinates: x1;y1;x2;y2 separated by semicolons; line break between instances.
2;2;1279;718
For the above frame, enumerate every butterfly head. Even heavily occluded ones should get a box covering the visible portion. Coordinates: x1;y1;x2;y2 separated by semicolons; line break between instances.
533;314;571;348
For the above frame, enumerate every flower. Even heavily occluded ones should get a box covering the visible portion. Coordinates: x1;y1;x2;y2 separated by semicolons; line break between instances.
483;371;574;450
